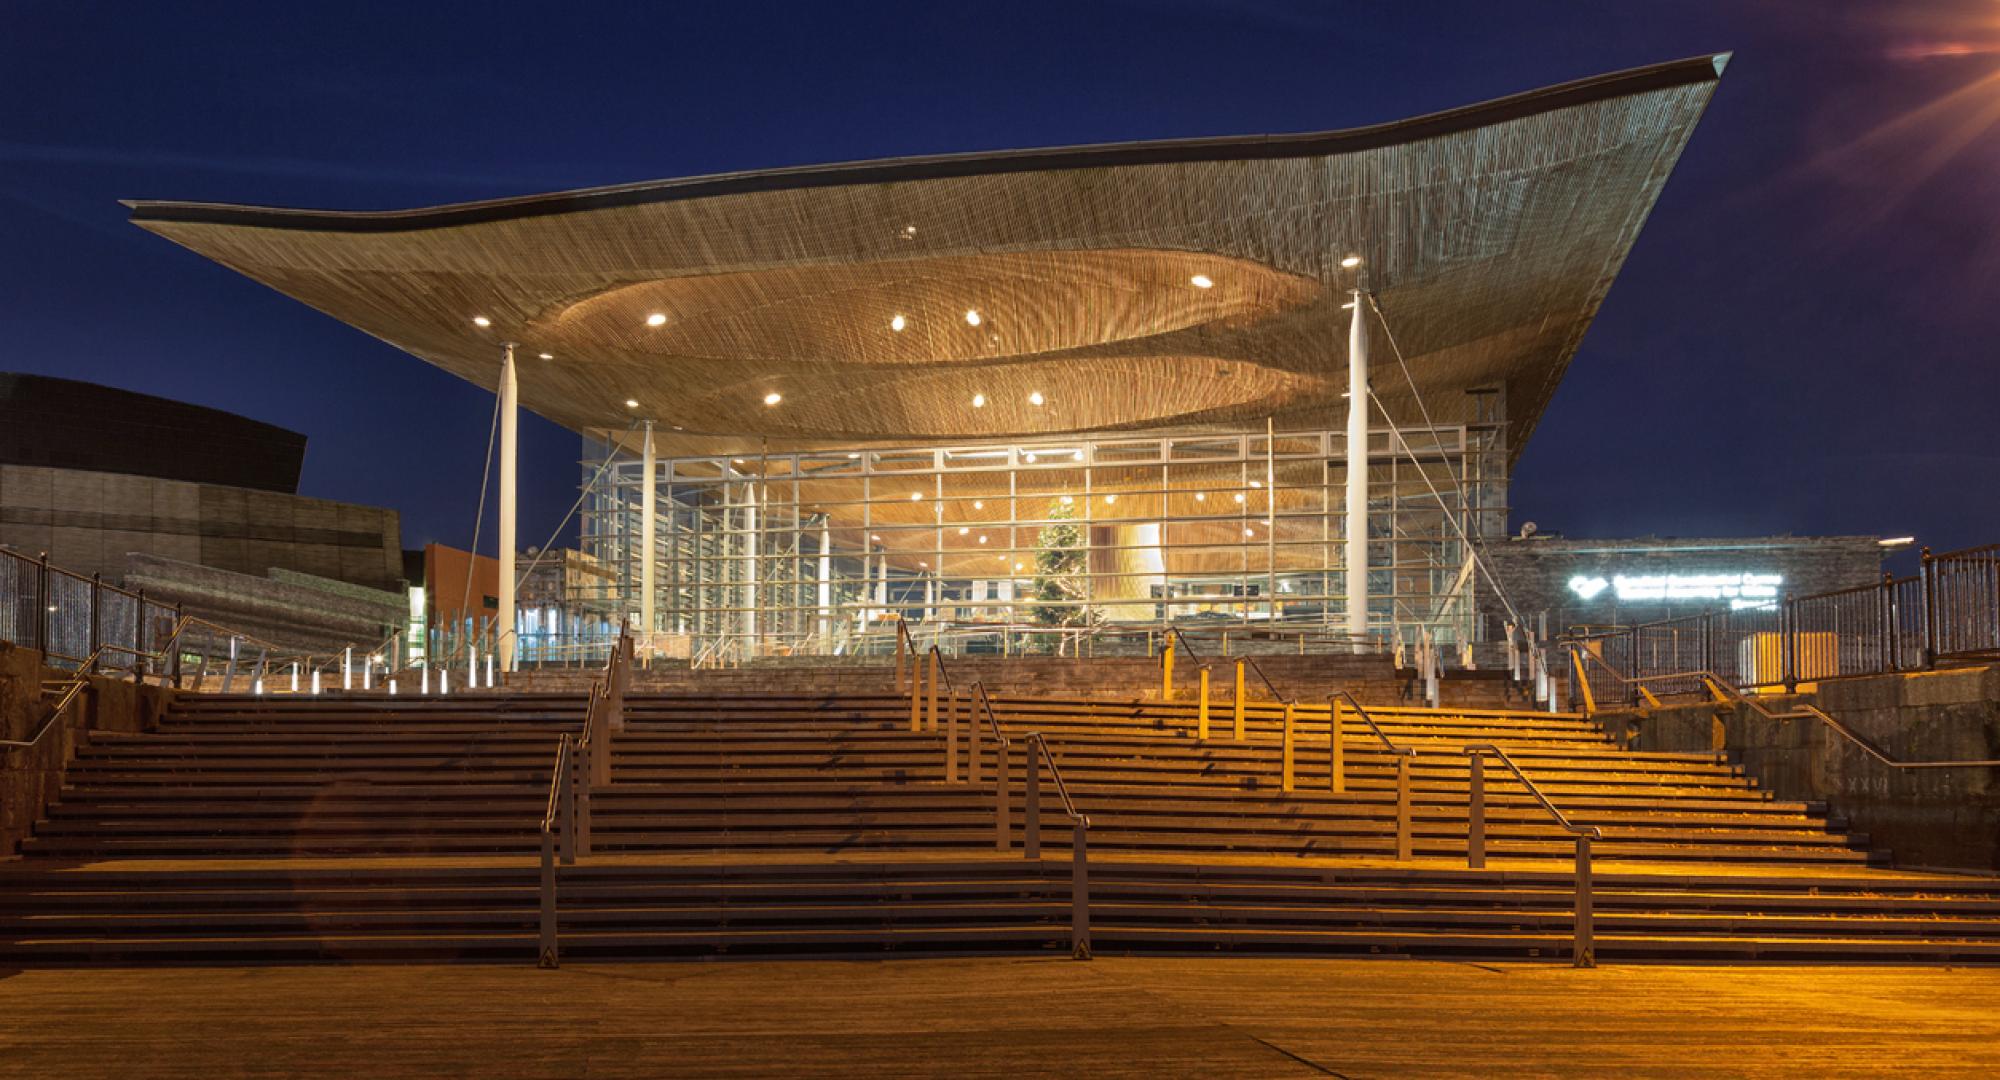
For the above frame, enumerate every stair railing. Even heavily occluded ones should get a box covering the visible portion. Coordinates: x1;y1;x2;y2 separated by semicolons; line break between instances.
1022;731;1092;960
1;644;115;752
1328;689;1417;859
535;628;630;968
1159;625;1205;702
537;732;576;969
1236;653;1313;791
1463;743;1602;968
893;617;917;693
1571;652;2000;772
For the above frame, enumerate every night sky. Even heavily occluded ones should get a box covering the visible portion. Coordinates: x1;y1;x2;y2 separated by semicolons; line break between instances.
5;1;1996;569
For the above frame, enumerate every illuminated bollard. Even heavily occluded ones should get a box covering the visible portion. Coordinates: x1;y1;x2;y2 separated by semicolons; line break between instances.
1233;661;1247;741
926;651;940;732
945;688;961;783
994;741;1011;851
1395;756;1413;861
1197;666;1211;742
1467;752;1486;869
1331;698;1346;794
1574;835;1595;968
1161;637;1175;701
1281;702;1296;793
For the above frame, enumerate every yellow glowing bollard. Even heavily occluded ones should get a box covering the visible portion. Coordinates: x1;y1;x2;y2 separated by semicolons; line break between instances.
909;651;923;733
1281;702;1296;793
926;650;940;732
895;621;907;693
1197;666;1211;742
1161;637;1175;701
1331;698;1347;794
1233;660;1247;741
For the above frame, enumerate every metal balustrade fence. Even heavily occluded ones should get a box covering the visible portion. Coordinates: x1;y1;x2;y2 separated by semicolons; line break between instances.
1;547;185;678
1574;544;2000;698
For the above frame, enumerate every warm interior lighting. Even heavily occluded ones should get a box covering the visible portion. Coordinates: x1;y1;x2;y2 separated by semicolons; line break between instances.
1023;452;1037;463
870;534;881;542
1194;492;1207;502
1879;536;1917;547
1104;494;1117;504
624;399;640;409
472;316;491;328
1244;528;1255;537
847;452;860;459
1059;495;1074;505
901;225;917;240
1014;562;1024;571
964;309;982;327
645;312;667;327
763;392;783;406
1072;451;1084;462
537;352;553;360
1233;492;1246;504
890;313;907;332
977;535;987;544
1250;480;1263;488
1028;391;1045;406
971;393;987;408
1189;274;1214;289
910;491;924;500
958;527;970;535
1341;255;1362;269
972;500;984;510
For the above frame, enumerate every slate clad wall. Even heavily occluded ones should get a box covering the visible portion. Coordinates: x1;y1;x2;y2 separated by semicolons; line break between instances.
0;464;402;592
0;372;304;494
1482;535;1884;632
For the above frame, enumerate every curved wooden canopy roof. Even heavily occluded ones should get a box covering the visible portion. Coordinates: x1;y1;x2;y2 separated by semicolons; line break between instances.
127;54;1728;462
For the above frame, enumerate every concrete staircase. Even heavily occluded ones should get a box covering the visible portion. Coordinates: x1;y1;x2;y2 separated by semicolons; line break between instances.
5;689;2000;964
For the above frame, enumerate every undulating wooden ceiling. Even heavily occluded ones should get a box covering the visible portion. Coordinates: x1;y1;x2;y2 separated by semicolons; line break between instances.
125;54;1727;464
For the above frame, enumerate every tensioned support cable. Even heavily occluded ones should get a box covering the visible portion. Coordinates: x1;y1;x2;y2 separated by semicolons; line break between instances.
459;383;505;635
1360;292;1528;633
514;420;643;589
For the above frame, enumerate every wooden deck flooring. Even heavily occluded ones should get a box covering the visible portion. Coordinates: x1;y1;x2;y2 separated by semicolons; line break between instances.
2;958;1997;1078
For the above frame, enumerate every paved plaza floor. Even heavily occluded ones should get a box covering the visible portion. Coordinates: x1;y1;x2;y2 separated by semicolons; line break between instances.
3;957;1997;1078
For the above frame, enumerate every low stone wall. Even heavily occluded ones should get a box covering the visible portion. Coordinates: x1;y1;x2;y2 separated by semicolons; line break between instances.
1621;665;2000;871
1;642;173;856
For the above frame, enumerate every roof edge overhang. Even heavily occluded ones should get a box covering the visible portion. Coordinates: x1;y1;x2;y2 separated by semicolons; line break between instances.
123;52;1729;233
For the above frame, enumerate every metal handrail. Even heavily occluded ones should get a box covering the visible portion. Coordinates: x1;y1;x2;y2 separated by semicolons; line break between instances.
969;680;1010;750
1571;654;2000;771
1163;625;1205;664
536;629;629;969
1464;743;1601;840
1700;671;2000;771
1238;653;1291;705
926;643;957;692
1328;689;1414;757
1023;732;1089;828
1462;742;1600;968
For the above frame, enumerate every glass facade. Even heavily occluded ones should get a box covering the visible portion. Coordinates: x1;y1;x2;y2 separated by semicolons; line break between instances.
575;417;1506;660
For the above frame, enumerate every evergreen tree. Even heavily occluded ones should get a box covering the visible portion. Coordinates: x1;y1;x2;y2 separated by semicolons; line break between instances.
1030;499;1095;631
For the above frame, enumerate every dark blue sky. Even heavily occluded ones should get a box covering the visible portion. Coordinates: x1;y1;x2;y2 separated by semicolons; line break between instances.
5;1;1996;565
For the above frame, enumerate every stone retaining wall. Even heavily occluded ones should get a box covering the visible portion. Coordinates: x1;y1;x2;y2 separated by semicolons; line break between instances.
1620;665;2000;871
1;642;172;855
